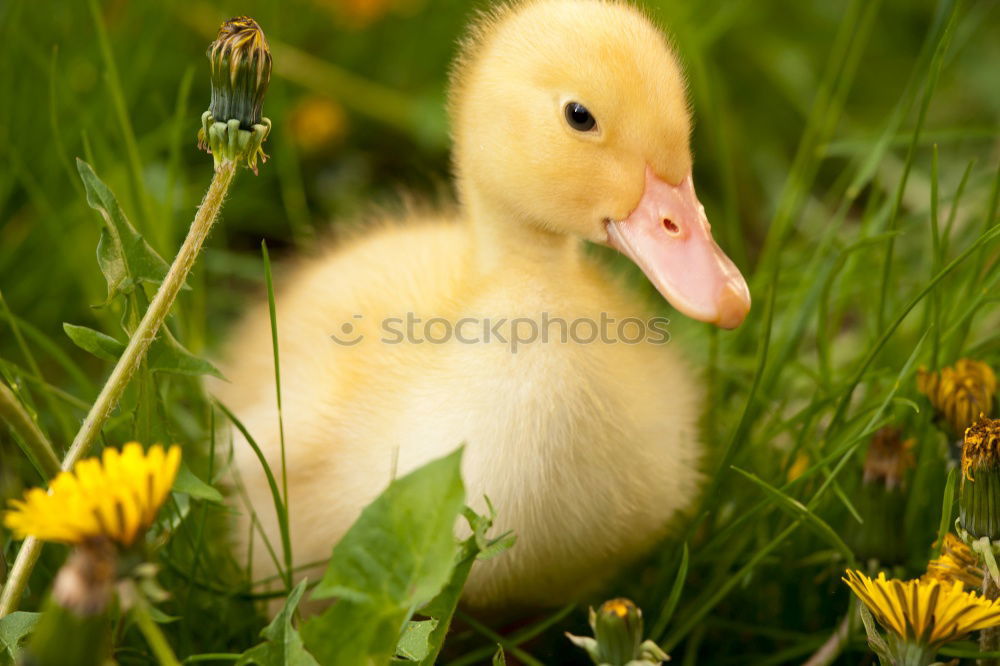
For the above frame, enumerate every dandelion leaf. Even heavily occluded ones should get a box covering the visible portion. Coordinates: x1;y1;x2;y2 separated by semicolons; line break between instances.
0;612;39;665
416;503;514;666
236;580;319;666
63;323;125;361
392;619;438;662
301;448;466;665
173;462;224;503
147;327;224;378
76;158;170;303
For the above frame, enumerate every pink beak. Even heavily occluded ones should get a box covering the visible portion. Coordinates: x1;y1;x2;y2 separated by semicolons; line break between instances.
605;167;751;329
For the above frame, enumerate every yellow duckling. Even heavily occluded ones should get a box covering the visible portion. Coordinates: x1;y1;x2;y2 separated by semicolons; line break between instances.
213;0;750;610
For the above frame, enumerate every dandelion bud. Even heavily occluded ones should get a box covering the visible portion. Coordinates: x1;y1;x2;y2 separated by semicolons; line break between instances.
918;359;997;438
23;539;116;665
198;16;272;173
593;598;644;664
862;426;915;491
960;418;1000;541
851;427;914;564
567;598;669;666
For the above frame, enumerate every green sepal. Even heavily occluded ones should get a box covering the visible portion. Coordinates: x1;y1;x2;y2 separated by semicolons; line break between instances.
198;111;271;174
960;465;1000;541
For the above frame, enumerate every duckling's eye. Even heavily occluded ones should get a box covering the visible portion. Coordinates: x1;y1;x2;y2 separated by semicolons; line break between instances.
564;102;596;132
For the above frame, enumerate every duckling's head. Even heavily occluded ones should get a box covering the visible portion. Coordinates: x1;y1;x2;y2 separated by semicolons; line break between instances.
450;0;750;328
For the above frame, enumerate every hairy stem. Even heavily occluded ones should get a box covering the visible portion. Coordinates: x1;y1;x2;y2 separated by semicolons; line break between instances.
0;161;237;618
0;381;61;479
982;572;1000;666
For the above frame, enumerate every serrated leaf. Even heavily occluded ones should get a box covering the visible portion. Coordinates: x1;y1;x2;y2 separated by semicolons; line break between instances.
63;320;222;379
76;158;170;302
173;462;224;503
63;323;125;361
393;620;438;661
301;448;466;666
416;502;511;666
0;612;40;664
237;580;319;666
147;327;224;378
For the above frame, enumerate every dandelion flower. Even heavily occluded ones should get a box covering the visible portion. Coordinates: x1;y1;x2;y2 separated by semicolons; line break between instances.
918;359;996;437
923;533;984;589
844;570;1000;647
3;443;181;547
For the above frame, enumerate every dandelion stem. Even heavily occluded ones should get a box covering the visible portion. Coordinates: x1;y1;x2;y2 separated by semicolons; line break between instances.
63;161;236;468
0;381;61;480
983;567;1000;666
128;581;182;666
0;160;238;618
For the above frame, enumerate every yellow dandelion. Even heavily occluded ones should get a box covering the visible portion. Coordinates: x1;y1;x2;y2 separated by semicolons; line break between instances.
787;451;809;482
918;359;996;437
844;570;1000;646
3;443;181;547
289;96;347;153
923;534;984;589
318;0;422;28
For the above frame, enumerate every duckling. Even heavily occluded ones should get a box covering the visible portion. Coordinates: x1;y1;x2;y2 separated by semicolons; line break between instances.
212;0;751;610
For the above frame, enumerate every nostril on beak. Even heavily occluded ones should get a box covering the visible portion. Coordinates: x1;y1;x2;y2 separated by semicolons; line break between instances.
662;218;679;234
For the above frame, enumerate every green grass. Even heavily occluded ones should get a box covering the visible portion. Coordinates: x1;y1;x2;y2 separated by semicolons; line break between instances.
2;0;1000;663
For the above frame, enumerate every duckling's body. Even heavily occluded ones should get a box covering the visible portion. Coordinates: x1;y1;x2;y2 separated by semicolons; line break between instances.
218;216;702;607
214;0;750;610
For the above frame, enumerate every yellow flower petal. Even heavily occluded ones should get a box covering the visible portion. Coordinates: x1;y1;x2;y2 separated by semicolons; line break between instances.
844;569;1000;647
2;443;182;547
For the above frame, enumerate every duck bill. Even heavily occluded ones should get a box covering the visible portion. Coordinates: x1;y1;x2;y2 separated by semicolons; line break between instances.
606;167;751;329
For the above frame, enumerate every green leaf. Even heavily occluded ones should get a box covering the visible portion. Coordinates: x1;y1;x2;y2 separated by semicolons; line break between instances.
301;448;466;666
63;321;222;378
493;646;506;666
310;448;465;605
0;612;40;665
416;504;514;666
236;580;319;666
173;462;224;503
63;323;125;361
147;328;224;378
393;620;438;661
76;158;170;303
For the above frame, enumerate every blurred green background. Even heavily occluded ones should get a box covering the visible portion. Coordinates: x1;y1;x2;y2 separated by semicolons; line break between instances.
2;0;997;354
2;0;1000;663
